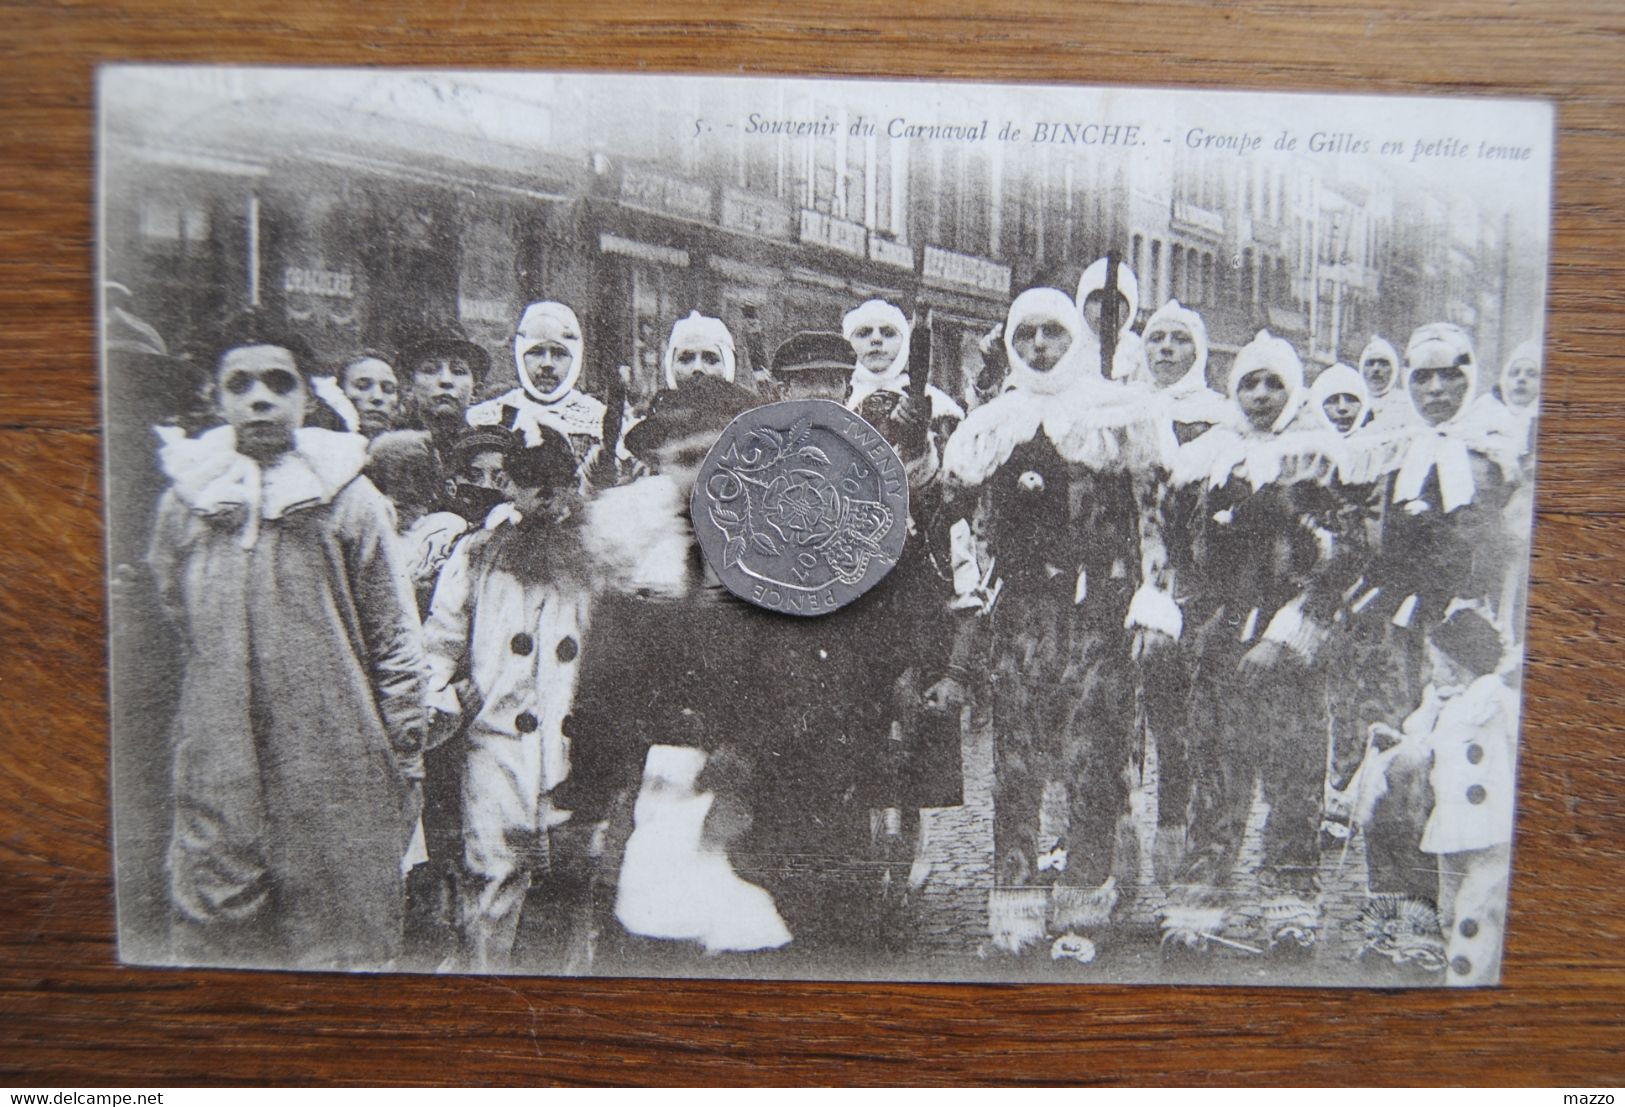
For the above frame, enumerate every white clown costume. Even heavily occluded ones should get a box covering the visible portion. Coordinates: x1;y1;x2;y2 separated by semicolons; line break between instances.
422;497;594;971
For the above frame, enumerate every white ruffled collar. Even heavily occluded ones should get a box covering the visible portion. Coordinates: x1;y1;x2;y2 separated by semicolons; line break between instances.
943;378;1162;487
467;387;607;446
1171;424;1341;492
846;364;911;412
157;425;368;548
1389;400;1522;512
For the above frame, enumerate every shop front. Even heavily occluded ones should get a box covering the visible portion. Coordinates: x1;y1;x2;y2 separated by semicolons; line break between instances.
572;161;932;404
915;244;1012;405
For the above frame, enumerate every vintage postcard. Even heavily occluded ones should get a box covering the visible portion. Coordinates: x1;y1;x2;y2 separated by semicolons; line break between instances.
100;65;1551;985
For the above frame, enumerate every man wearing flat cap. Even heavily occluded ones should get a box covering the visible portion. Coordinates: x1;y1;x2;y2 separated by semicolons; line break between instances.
764;331;856;404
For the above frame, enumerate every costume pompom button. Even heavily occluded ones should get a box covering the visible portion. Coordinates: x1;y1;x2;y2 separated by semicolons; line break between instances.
515;711;538;733
1459;918;1479;938
1466;743;1484;764
1451;955;1472;976
510;633;534;656
1466;784;1487;805
556;636;579;662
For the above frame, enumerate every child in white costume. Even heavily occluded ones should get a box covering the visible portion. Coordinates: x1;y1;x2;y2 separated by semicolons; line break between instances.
422;426;594;972
1366;607;1518;986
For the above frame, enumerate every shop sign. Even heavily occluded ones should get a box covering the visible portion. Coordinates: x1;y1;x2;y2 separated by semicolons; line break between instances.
621;165;714;223
458;296;511;325
1172;199;1225;239
720;188;792;240
922;245;1010;296
599;232;690;268
798;209;866;259
867;234;914;270
282;265;355;299
709;255;781;287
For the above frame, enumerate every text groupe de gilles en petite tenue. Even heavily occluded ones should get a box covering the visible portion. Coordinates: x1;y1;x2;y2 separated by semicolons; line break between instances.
741;112;1534;163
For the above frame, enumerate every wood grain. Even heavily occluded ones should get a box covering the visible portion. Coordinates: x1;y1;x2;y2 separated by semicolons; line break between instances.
3;0;1623;1086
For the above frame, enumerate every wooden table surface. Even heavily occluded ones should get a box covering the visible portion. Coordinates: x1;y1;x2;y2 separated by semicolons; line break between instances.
3;0;1623;1087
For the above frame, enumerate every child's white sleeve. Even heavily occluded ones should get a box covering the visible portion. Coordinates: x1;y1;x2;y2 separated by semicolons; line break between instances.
1399;683;1446;751
421;536;473;717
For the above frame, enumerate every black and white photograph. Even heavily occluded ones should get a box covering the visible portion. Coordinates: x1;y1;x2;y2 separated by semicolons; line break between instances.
99;65;1552;986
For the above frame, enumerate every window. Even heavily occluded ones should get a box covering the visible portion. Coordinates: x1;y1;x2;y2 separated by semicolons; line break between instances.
841;121;865;222
138;198;210;248
811;128;839;215
961;150;992;254
873;135;893;235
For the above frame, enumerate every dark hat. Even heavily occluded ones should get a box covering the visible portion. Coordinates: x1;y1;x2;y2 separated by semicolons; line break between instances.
622;375;758;460
769;331;854;380
451;423;522;467
397;321;491;382
1428;607;1504;678
206;309;317;377
506;424;580;492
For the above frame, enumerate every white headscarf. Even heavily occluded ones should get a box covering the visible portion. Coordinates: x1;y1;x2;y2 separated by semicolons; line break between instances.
1076;257;1147;382
662;311;737;389
1359;336;1401;399
1142;298;1210;396
1392;322;1498;512
513;301;584;404
1358;334;1418;433
1307;363;1370;438
1172;334;1334;493
469;300;604;447
842;299;912;401
1227;329;1305;435
1076;257;1139;337
1404;323;1479;427
1499;339;1541;414
1003;288;1095;397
